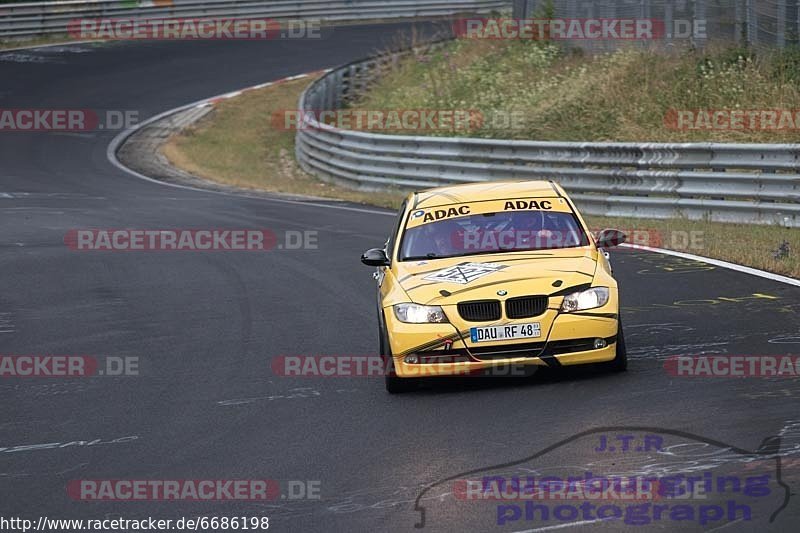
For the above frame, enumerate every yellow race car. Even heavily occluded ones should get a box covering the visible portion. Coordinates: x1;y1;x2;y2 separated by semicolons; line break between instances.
361;180;628;393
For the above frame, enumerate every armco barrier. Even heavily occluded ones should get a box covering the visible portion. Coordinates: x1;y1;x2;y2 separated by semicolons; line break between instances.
296;48;800;227
0;0;508;39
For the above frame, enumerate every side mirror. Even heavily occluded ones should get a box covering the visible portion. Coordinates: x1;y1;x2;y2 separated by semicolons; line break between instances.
596;229;627;249
361;248;390;267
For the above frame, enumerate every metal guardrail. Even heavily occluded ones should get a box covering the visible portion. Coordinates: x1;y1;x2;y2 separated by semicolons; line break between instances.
0;0;508;39
296;47;800;227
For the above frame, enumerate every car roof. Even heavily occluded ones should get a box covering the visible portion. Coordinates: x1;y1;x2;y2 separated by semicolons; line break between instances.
411;180;565;209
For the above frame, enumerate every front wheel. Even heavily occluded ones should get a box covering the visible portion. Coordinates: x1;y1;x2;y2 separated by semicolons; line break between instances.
604;320;628;372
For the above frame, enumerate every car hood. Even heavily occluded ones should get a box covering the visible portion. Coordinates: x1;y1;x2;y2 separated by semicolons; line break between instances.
394;247;599;305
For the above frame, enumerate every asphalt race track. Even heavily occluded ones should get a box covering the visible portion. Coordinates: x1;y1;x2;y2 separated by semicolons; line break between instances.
2;22;800;532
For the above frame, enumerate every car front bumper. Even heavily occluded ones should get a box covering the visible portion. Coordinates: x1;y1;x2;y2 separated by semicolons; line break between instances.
385;308;620;378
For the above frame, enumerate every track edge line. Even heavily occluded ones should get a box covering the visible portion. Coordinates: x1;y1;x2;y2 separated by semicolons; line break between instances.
105;69;394;217
620;243;800;287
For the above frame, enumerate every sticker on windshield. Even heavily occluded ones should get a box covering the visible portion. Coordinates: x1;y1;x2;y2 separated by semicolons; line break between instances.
423;262;507;285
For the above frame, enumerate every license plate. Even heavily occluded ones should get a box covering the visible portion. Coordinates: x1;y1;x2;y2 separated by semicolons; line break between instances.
470;323;541;343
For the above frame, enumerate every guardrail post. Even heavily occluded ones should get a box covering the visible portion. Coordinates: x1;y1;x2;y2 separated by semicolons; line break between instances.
664;1;673;45
333;69;343;110
746;0;757;47
524;0;537;18
638;0;647;51
796;0;800;45
346;64;357;104
515;0;533;18
692;0;707;49
325;76;334;113
797;0;800;45
734;0;745;44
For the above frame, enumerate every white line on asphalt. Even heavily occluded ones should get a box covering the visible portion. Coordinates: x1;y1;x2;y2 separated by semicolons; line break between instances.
511;518;615;532
706;518;745;532
620;243;800;288
105;70;394;218
0;39;105;53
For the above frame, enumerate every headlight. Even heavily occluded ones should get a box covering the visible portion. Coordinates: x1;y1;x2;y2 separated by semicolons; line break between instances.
394;303;449;324
561;287;610;313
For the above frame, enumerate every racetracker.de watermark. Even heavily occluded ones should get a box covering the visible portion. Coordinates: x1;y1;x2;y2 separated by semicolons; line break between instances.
68;18;323;40
665;355;800;377
0;109;138;132
453;18;707;40
440;228;704;253
591;228;704;252
64;229;317;251
67;479;320;501
271;355;532;378
454;475;662;502
665;109;800;131
0;356;139;377
272;109;529;132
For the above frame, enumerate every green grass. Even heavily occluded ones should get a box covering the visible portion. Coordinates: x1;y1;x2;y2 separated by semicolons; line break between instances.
352;39;800;143
162;77;405;208
0;34;76;50
584;216;798;278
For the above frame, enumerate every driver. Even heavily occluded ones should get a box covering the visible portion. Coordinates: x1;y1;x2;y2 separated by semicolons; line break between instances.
511;210;550;250
422;219;462;257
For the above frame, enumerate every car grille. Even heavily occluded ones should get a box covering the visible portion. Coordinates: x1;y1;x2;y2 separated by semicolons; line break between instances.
470;341;547;361
506;296;549;319
458;300;501;322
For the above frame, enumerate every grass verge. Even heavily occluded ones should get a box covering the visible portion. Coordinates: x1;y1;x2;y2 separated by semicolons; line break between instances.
161;77;404;208
0;34;86;50
584;216;798;278
162;69;799;278
352;39;800;143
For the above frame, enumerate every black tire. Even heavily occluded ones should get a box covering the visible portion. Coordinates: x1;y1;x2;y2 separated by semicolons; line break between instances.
380;314;418;393
605;320;628;372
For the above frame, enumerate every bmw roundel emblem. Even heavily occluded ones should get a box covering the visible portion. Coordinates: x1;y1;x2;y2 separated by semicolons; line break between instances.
497;290;508;296
412;210;425;218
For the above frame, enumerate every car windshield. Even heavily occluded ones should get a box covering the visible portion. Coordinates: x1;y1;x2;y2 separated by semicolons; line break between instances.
400;210;589;261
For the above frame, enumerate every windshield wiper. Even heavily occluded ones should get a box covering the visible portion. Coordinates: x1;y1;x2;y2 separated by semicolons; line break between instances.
402;253;440;261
